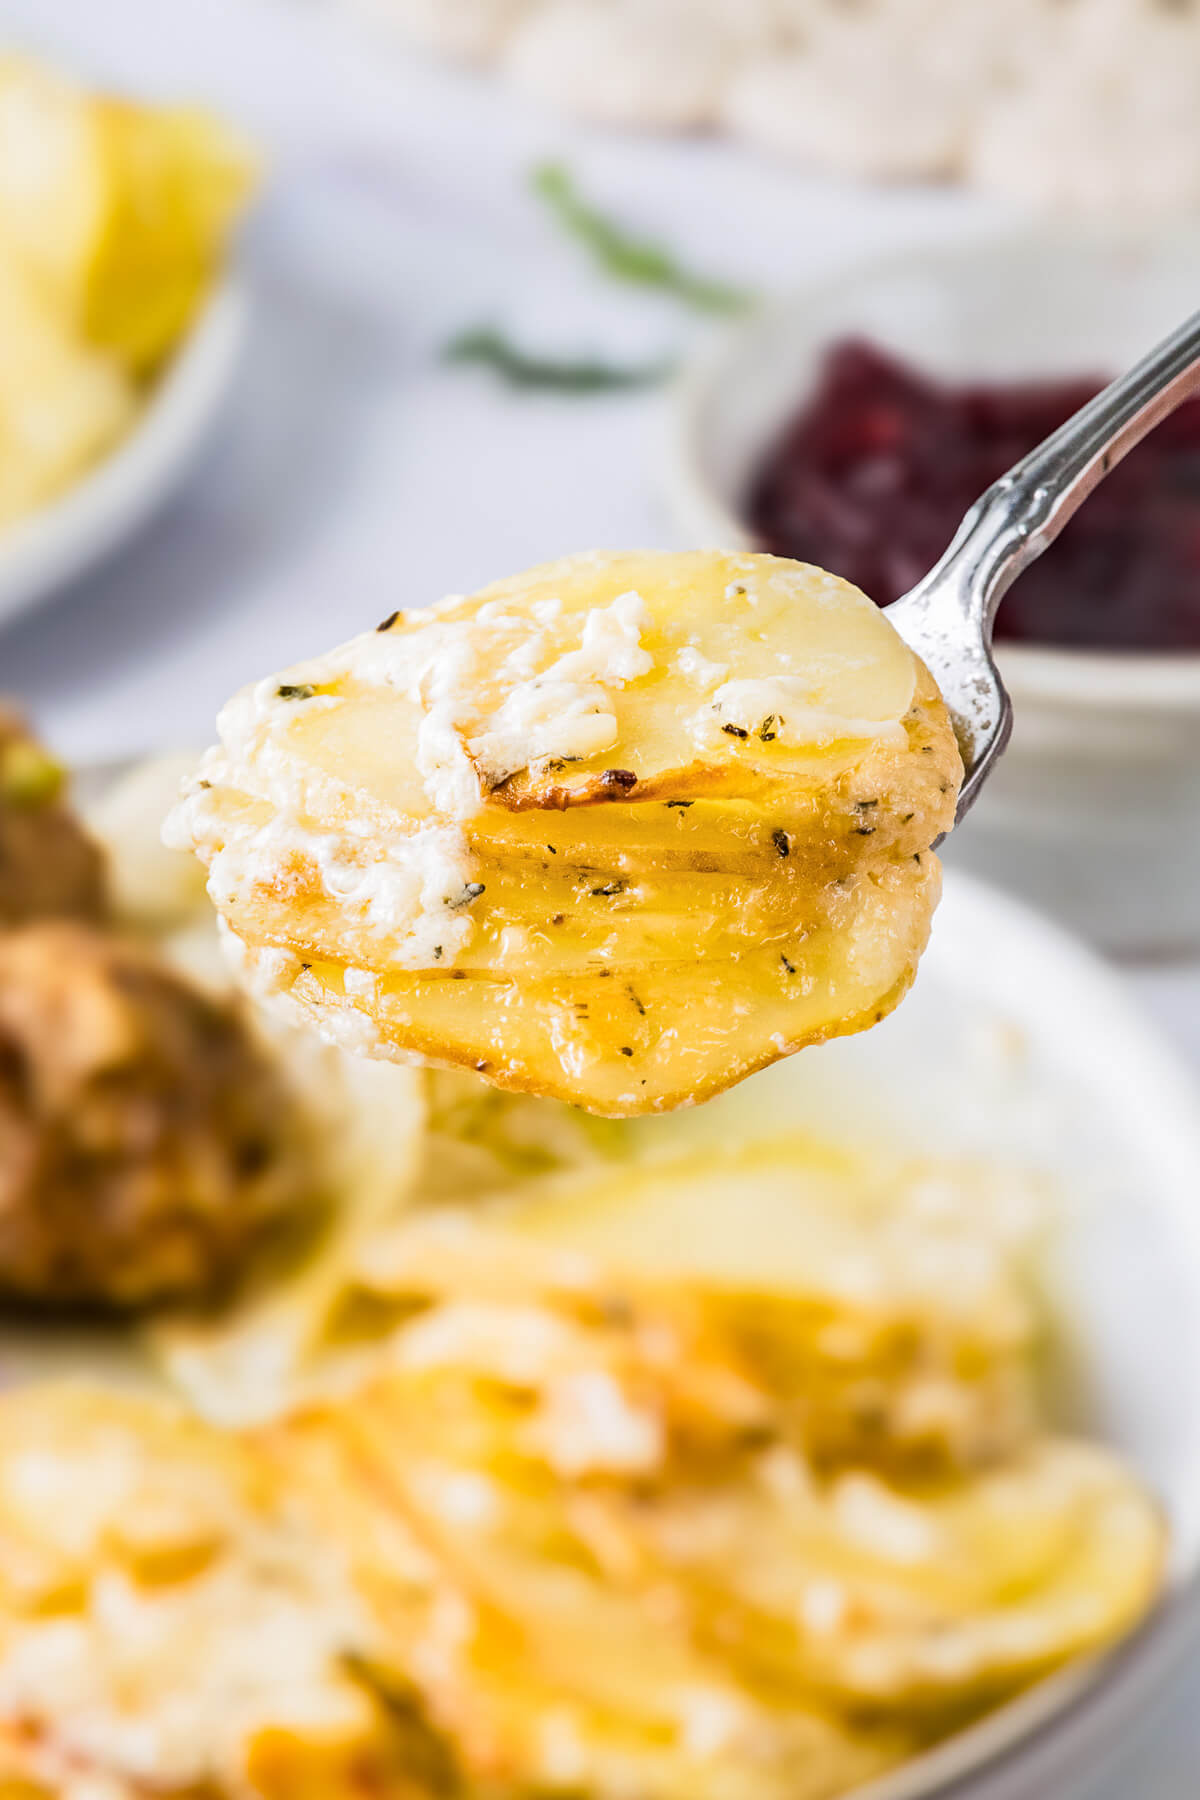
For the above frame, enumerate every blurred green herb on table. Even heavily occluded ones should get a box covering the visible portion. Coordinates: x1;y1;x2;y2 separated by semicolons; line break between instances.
445;163;753;392
445;328;674;392
533;163;755;316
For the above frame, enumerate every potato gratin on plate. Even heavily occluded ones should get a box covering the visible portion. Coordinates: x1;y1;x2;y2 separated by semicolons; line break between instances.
168;550;962;1113
0;729;1169;1800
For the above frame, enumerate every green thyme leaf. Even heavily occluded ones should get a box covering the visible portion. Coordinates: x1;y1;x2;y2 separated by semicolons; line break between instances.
532;162;753;315
445;327;672;392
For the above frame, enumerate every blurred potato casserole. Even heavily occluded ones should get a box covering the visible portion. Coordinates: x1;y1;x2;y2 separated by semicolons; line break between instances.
0;53;252;528
0;728;1166;1799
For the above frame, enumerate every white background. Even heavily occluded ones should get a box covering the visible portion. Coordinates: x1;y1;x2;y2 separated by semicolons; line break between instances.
0;0;1197;1786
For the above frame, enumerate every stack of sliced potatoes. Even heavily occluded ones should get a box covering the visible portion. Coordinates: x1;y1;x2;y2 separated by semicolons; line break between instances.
275;1319;1161;1800
0;1267;1160;1800
172;550;963;1114
0;1044;1166;1799
0;53;253;527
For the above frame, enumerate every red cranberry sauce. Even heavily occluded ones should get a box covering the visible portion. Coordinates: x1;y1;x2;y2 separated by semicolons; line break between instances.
747;338;1200;652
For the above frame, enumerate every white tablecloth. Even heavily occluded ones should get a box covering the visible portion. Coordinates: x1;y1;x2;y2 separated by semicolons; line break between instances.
0;0;1197;1785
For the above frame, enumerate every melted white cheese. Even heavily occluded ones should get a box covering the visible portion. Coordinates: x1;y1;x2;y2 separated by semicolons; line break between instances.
166;589;656;976
705;676;908;748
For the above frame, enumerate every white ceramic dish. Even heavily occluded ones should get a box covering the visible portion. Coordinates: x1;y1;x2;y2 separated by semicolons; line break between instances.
665;235;1200;957
0;275;249;634
14;751;1200;1797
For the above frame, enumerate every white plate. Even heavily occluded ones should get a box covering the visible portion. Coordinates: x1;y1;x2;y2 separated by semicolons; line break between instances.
0;275;249;633
7;789;1200;1798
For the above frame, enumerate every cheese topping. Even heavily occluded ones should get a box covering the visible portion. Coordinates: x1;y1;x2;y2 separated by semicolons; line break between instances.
705;675;910;749
166;588;657;976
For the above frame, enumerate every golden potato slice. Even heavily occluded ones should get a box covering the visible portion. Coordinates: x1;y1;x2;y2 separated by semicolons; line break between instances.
356;1135;1040;1471
674;1443;1165;1715
220;838;847;982
0;55;255;374
239;857;941;1114
171;551;961;1114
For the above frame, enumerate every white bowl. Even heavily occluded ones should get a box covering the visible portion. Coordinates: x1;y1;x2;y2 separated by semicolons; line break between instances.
664;235;1200;957
0;275;249;633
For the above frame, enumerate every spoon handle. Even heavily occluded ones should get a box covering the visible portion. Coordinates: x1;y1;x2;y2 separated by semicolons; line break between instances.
890;305;1200;819
909;305;1200;639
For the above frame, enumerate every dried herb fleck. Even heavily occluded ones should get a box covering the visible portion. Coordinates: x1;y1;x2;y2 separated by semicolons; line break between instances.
757;714;780;742
376;611;399;633
771;829;790;858
448;882;486;908
276;684;315;701
590;879;626;898
722;722;749;740
781;954;797;976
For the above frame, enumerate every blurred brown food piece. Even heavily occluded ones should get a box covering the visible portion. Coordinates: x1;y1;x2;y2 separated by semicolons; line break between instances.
0;707;108;927
0;922;314;1308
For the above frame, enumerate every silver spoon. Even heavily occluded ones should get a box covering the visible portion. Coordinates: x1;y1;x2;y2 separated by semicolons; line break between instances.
887;309;1200;822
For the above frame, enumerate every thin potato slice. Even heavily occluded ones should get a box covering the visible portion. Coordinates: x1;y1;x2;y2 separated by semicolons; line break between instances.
673;1444;1165;1714
220;844;855;981
356;1136;1040;1470
170;551;961;1113
239;859;941;1115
